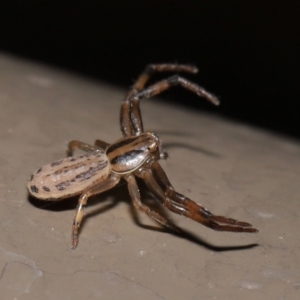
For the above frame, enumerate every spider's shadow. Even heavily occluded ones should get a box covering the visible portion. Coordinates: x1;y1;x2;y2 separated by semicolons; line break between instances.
28;179;258;252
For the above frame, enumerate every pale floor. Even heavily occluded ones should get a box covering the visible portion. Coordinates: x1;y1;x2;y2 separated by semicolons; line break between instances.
0;53;299;300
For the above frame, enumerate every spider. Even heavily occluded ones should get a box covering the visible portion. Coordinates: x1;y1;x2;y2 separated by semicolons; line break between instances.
28;63;258;249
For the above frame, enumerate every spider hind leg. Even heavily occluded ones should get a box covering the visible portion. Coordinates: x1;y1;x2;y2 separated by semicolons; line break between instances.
137;161;258;234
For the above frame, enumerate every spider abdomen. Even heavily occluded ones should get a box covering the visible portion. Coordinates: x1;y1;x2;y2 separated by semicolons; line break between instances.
28;152;110;200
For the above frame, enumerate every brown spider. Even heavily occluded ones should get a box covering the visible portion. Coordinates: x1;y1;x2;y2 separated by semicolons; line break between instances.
28;63;258;249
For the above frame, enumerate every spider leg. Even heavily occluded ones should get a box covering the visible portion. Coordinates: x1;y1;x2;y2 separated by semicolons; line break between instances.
130;64;199;95
122;75;219;136
132;75;220;106
120;64;199;137
136;161;258;233
68;140;104;156
94;139;110;149
124;174;181;233
72;173;121;249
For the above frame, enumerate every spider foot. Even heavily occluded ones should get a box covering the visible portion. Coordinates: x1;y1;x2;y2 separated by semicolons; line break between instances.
71;223;79;250
211;215;254;227
205;213;258;233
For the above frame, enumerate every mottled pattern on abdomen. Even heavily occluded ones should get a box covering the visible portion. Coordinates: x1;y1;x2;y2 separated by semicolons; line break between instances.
28;152;110;200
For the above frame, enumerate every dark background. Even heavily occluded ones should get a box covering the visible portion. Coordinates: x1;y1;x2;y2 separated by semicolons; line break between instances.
1;1;299;139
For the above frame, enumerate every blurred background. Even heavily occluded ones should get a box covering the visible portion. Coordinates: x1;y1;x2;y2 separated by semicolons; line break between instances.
0;1;299;139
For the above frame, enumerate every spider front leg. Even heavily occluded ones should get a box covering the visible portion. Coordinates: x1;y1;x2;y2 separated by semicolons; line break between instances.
72;173;120;249
121;74;219;136
120;64;200;137
129;64;198;95
132;75;220;106
137;161;258;233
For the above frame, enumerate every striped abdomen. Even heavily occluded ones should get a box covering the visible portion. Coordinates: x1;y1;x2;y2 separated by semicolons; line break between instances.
28;152;110;200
